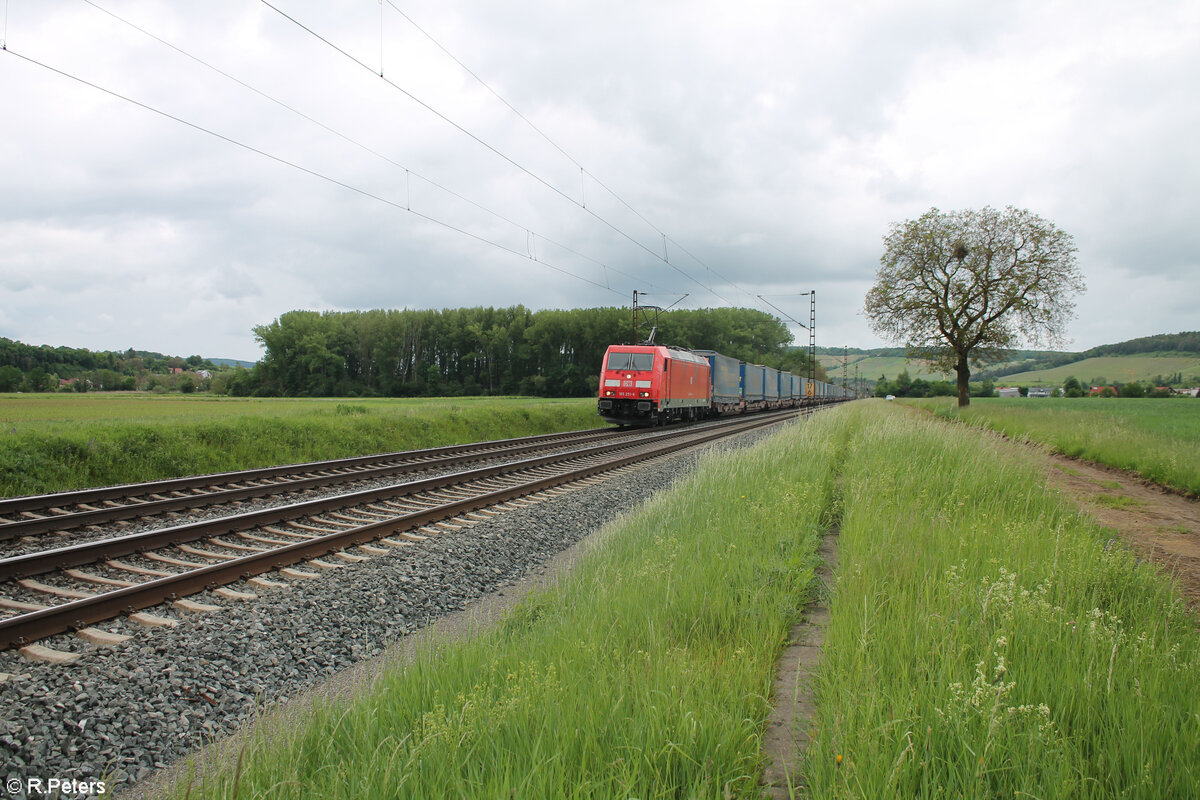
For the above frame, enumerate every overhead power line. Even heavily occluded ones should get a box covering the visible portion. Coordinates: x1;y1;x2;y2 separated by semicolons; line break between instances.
10;5;806;329
1;44;626;299
376;0;789;316
259;0;743;307
77;0;666;296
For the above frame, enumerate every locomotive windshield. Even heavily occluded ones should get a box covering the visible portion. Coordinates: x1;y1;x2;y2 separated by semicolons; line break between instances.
606;352;655;371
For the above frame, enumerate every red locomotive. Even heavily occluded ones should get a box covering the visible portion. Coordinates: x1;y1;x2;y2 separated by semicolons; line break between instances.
597;342;855;426
596;345;710;426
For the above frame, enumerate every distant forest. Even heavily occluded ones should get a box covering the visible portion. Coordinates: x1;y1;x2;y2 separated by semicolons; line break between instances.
0;338;218;393
247;306;824;398
817;332;1200;360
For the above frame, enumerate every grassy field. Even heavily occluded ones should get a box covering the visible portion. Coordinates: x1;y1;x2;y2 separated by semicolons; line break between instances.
0;394;598;497
906;397;1200;496
998;353;1200;387
171;402;1199;799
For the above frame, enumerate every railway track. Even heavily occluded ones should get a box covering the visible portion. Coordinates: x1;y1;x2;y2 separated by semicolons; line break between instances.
0;410;804;655
0;426;628;544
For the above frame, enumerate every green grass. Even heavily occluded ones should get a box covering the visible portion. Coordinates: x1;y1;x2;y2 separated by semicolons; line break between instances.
1093;494;1146;509
803;401;1200;799
0;394;599;497
172;413;841;799
905;397;1200;496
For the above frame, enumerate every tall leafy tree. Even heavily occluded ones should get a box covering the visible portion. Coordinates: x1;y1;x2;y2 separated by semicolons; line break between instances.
0;365;22;392
865;206;1084;406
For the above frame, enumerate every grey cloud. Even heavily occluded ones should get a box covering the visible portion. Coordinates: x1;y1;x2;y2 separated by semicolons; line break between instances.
0;1;1196;357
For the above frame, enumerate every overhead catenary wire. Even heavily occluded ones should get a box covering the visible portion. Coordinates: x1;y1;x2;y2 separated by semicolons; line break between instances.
76;1;775;319
383;0;681;245
78;0;666;295
11;4;801;328
0;45;625;298
259;0;741;308
757;295;809;330
379;0;787;316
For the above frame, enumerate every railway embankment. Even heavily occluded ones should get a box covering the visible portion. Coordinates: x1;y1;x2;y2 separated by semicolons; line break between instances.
1;422;798;797
108;417;835;798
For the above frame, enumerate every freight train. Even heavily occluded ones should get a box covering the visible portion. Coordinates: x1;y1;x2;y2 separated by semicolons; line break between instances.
597;343;854;426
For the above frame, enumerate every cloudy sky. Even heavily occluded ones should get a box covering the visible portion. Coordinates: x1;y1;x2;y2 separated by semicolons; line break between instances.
2;1;1196;362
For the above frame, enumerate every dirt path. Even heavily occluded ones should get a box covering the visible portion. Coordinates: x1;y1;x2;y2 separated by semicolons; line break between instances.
759;531;838;799
906;403;1200;609
1043;453;1200;608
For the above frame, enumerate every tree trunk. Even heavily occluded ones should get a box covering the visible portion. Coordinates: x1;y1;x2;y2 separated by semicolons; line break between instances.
955;353;971;407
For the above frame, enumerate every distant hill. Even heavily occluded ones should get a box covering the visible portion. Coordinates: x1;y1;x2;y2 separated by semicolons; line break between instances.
820;353;952;383
208;357;257;368
998;354;1200;387
822;332;1200;388
820;351;1059;384
0;336;250;392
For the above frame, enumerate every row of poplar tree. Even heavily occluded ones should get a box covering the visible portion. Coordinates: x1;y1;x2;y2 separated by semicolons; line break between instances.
244;305;822;398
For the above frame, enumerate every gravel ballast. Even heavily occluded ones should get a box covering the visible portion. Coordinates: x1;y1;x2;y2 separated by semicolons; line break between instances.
0;426;781;798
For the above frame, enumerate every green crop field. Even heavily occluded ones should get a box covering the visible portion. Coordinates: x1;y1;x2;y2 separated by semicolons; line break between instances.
175;401;1200;799
906;397;1200;495
998;353;1200;387
0;393;598;497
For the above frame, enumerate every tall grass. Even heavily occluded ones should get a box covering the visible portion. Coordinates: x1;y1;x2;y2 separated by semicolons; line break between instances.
803;401;1200;798
908;397;1200;496
0;396;598;496
172;416;843;799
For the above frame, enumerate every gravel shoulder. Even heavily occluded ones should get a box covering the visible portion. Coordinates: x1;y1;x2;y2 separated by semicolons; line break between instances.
118;480;627;800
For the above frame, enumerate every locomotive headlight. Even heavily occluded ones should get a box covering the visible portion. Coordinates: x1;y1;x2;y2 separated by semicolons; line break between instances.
639;391;649;397
605;390;615;396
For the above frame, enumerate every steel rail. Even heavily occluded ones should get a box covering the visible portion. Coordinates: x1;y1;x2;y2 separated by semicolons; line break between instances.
0;426;625;540
0;410;797;649
0;411;798;582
